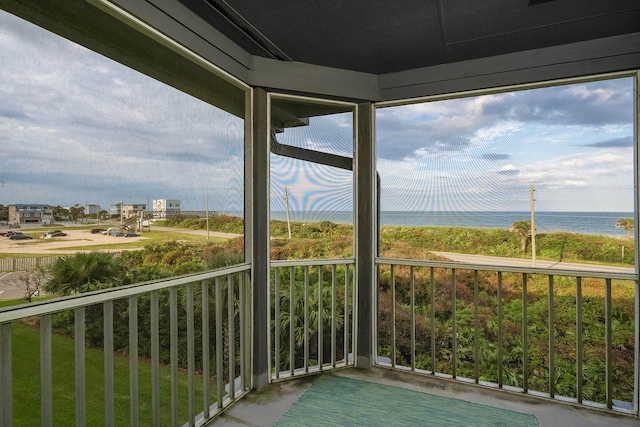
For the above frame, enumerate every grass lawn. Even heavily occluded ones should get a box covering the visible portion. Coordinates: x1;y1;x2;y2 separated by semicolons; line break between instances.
8;321;217;426
56;231;227;252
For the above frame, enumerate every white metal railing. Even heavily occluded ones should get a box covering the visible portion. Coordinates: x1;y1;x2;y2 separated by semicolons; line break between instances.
270;259;355;380
0;263;251;427
375;257;639;416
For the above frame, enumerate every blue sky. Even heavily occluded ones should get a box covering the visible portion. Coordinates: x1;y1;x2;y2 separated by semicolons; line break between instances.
0;10;244;212
376;80;635;212
0;9;635;214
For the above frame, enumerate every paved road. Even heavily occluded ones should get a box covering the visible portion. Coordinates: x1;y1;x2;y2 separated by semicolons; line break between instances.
153;226;243;239
0;272;31;300
430;251;635;274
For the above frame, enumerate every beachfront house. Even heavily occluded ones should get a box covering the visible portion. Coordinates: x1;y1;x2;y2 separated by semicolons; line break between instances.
7;203;53;226
152;199;181;219
121;203;148;220
0;1;639;426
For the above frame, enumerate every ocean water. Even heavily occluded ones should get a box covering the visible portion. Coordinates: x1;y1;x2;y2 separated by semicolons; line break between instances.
268;211;634;238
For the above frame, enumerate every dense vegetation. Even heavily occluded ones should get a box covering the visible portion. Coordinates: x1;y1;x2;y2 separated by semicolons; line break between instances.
11;217;637;408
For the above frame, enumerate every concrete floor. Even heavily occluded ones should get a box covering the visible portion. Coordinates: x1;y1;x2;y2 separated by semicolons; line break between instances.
212;367;640;427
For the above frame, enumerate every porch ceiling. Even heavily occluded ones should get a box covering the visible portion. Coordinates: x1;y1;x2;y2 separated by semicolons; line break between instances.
178;0;640;75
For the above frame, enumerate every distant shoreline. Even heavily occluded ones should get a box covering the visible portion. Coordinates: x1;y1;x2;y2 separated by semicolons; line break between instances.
264;211;634;238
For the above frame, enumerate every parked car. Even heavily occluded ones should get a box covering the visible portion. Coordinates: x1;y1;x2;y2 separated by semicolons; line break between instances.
1;231;18;237
90;228;106;234
9;233;33;240
48;231;67;237
102;227;121;235
124;233;139;237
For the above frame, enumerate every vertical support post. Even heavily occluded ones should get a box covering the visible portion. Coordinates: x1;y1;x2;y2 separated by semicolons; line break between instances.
202;280;210;419
318;266;324;370
410;266;415;372
104;302;114;427
251;87;270;389
150;291;160;427
522;273;529;393
274;267;280;379
290;267;296;376
331;265;337;368
633;70;639;415
170;287;179;426
391;264;396;368
497;272;503;388
548;275;555;398
227;274;235;399
216;278;224;409
430;267;436;374
128;298;138;427
473;270;479;383
40;315;53;427
304;266;310;373
1;322;13;427
75;308;86;427
605;278;613;409
576;276;583;403
451;269;457;379
187;283;196;425
355;101;375;368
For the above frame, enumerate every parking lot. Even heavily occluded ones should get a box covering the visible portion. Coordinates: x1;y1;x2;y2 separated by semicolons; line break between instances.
0;228;143;255
0;228;144;301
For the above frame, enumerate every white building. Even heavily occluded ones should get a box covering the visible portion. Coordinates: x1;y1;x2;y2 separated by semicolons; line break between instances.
84;204;101;216
153;199;181;218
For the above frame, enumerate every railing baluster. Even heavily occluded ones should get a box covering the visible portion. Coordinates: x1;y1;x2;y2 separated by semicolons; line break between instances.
344;265;350;365
605;278;613;409
391;264;396;368
128;297;138;427
274;267;280;379
170;287;179;426
331;265;337;368
474;270;479;383
215;277;223;409
40;314;52;427
150;291;160;427
202;280;210;419
410;266;416;372
318;266;324;371
304;266;310;373
430;267;436;374
227;274;235;400
549;275;555;398
75;308;86;427
240;272;248;391
497;272;503;389
289;267;295;376
452;269;457;379
1;322;13;427
522;273;529;393
104;302;115;427
187;283;195;425
576;276;583;403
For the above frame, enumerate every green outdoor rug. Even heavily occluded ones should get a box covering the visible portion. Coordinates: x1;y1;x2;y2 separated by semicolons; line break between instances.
274;375;539;427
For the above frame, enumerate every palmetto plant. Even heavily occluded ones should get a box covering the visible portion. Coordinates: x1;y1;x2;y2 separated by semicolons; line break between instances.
46;251;127;295
271;266;348;372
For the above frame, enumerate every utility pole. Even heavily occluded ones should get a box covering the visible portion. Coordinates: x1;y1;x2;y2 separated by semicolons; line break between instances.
530;184;536;267
284;186;292;240
205;192;210;240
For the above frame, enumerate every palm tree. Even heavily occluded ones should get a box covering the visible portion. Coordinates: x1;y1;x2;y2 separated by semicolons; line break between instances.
616;217;634;240
46;252;127;295
510;220;531;253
